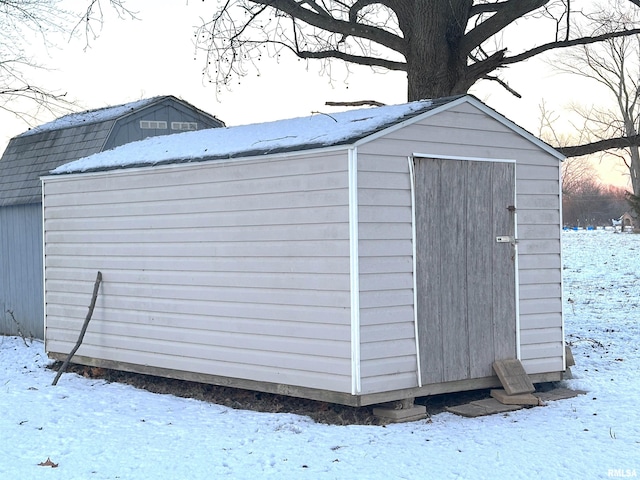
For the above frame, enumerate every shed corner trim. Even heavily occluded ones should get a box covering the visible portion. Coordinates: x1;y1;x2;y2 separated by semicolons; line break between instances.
348;147;361;395
407;156;423;388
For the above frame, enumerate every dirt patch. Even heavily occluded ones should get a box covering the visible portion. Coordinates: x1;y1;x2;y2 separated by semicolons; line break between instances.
48;362;561;425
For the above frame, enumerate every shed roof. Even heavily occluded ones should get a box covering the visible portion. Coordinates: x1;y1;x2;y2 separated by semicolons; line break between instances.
0;96;222;207
51;95;564;176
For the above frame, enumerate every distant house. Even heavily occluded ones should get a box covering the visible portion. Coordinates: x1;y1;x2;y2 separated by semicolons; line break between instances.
0;96;224;338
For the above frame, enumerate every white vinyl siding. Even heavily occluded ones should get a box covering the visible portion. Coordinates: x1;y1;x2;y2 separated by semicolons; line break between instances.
357;155;417;394
43;152;354;392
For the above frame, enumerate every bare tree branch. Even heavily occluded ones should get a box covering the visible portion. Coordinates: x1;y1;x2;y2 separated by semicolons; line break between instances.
469;1;511;17
196;0;640;111
72;0;138;48
502;27;640;66
462;0;549;56
295;48;405;69
557;135;640;157
1;1;134;123
482;74;522;98
326;99;385;106
251;0;406;54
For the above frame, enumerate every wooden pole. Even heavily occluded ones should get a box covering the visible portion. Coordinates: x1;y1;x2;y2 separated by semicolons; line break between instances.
52;271;102;386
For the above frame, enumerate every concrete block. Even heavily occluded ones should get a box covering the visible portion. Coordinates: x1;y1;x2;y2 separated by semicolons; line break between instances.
373;405;427;423
565;345;576;367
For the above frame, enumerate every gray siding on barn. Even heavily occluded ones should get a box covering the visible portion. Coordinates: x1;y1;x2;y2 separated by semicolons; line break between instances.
357;101;563;379
357;154;417;394
43;152;355;392
0;204;43;338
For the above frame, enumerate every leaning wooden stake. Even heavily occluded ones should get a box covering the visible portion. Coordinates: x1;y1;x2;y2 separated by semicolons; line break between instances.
52;271;102;386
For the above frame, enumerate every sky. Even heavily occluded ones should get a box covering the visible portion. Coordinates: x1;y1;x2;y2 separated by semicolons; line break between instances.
0;0;632;188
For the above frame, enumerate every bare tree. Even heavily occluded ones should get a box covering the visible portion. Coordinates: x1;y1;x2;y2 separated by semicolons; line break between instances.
0;0;135;123
538;98;632;223
561;157;598;197
193;0;640;158
562;175;629;226
554;0;640;197
195;1;640;101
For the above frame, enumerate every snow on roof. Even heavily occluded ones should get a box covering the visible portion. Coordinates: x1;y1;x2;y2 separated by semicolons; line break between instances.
20;97;165;137
51;98;443;175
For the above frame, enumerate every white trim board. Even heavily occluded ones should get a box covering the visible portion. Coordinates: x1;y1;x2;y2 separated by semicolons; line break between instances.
348;147;361;395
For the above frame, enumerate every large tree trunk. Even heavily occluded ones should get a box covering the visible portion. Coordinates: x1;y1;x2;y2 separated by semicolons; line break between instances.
397;0;473;100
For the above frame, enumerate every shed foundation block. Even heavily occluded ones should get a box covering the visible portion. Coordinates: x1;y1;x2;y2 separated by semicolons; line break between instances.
372;399;427;423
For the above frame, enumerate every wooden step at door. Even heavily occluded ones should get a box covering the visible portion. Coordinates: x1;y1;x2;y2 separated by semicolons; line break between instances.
492;359;535;395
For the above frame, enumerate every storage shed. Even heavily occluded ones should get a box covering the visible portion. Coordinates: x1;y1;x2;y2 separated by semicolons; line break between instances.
42;95;566;406
0;96;224;338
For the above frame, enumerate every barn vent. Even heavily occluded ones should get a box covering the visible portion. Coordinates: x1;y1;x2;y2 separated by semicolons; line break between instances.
140;120;167;129
171;121;198;131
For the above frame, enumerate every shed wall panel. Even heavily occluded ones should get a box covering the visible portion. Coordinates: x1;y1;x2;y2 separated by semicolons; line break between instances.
43;153;354;393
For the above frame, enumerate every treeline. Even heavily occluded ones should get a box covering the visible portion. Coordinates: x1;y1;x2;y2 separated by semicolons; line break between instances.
563;182;629;227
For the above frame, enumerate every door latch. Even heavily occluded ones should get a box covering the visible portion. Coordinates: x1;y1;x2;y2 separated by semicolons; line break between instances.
496;236;517;244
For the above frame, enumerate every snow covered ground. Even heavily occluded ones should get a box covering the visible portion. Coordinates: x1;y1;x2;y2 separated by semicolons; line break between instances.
1;230;638;479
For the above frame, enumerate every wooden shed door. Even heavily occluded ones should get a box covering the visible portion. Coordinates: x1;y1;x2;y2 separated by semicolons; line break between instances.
414;158;517;385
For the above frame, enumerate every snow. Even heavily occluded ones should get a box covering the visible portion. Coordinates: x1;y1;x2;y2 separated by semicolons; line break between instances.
19;97;163;137
1;230;639;479
50;100;433;175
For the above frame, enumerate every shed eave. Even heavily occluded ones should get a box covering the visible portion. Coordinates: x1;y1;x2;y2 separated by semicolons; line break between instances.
42;142;355;179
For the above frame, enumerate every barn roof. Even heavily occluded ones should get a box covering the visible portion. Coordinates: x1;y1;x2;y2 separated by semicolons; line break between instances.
0;96;223;207
51;95;563;176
